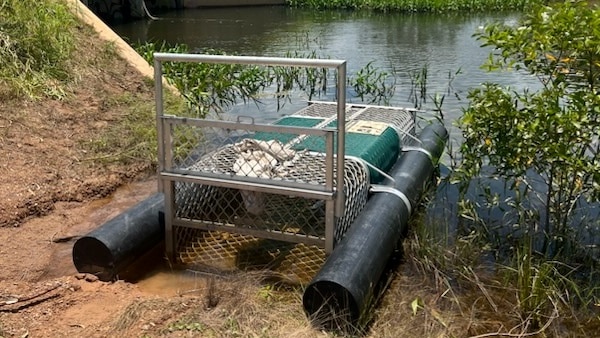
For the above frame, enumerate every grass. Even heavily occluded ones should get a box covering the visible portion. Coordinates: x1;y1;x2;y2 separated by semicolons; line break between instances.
82;83;185;167
112;273;331;338
67;37;185;168
0;0;186;169
285;0;541;13
136;42;397;113
0;0;76;99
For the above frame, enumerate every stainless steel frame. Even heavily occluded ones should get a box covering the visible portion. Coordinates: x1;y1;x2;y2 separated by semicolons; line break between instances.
153;53;348;258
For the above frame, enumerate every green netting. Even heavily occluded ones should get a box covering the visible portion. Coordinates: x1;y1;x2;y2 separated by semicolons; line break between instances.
255;117;400;183
295;131;399;182
253;116;324;144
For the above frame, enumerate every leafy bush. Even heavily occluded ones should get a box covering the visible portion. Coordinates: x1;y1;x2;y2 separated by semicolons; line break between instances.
460;0;600;250
457;0;600;327
286;0;538;13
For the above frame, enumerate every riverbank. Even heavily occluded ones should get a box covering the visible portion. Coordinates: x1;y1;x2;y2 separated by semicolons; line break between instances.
2;1;599;337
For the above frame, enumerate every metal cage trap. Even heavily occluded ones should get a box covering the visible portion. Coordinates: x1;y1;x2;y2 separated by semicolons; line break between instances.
154;54;417;284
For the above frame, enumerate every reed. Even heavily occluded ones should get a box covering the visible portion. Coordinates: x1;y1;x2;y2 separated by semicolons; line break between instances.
136;42;397;115
285;0;539;13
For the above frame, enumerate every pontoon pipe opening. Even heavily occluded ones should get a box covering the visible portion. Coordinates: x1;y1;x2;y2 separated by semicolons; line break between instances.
72;193;164;281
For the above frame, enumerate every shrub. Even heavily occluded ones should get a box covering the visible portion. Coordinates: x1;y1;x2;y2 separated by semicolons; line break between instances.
459;0;600;256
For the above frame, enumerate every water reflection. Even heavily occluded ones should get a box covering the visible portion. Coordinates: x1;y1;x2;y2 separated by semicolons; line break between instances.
428;166;600;259
111;6;540;121
110;7;597;256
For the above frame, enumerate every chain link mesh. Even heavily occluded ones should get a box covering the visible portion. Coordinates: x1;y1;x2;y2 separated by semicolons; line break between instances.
162;102;416;283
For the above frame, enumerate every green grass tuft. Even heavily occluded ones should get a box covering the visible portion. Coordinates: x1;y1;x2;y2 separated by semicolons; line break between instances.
0;0;77;99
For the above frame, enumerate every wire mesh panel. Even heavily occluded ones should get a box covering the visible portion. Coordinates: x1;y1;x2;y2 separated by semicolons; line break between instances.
159;103;415;281
355;105;417;144
153;52;418;283
177;228;327;285
161;116;339;244
162;105;415;273
172;158;369;285
174;183;327;243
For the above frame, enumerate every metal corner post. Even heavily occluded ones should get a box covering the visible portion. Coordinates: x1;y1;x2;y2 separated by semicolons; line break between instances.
335;62;346;219
154;57;165;194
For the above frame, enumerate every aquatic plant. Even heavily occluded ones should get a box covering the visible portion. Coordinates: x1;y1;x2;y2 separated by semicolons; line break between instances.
285;0;539;13
408;64;428;109
350;61;396;105
137;42;397;115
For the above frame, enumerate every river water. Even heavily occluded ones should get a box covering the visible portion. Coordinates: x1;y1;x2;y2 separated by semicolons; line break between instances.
111;6;540;127
110;7;591;244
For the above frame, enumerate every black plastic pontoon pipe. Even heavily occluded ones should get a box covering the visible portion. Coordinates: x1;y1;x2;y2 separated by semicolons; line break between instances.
72;193;164;281
302;122;448;327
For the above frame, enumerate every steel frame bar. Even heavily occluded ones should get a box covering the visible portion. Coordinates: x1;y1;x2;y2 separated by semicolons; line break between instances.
154;53;347;259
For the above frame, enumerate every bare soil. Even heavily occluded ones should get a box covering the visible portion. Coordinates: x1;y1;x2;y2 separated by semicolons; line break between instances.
0;18;325;338
0;21;167;337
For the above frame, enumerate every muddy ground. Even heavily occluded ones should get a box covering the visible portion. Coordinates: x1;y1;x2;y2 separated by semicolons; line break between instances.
0;15;327;336
0;22;176;335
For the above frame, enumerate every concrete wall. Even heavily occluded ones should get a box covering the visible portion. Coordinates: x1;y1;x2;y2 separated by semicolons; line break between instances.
67;0;177;89
80;0;177;20
81;0;285;21
183;0;284;8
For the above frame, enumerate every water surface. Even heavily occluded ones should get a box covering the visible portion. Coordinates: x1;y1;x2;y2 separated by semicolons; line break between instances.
112;6;540;125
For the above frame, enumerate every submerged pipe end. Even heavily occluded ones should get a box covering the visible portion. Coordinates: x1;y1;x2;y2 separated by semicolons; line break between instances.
303;281;359;330
72;236;115;281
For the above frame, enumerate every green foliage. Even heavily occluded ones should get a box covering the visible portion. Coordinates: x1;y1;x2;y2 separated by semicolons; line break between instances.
137;42;396;115
351;61;396;104
458;0;600;329
0;0;76;98
285;0;538;13
138;42;271;117
167;320;207;333
459;0;600;253
501;236;581;329
409;64;429;108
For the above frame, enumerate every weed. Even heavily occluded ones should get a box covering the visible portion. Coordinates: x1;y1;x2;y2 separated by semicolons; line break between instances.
0;0;76;99
167;320;206;332
136;42;398;115
350;61;396;104
408;64;428;109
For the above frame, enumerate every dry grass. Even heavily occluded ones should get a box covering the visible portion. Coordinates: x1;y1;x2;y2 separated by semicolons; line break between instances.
112;272;335;338
105;252;600;338
95;204;600;338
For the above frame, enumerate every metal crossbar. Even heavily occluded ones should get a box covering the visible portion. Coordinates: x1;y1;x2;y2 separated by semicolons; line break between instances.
153;54;417;282
154;54;347;258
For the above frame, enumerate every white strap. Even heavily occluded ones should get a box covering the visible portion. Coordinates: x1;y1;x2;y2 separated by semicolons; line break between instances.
369;185;412;215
